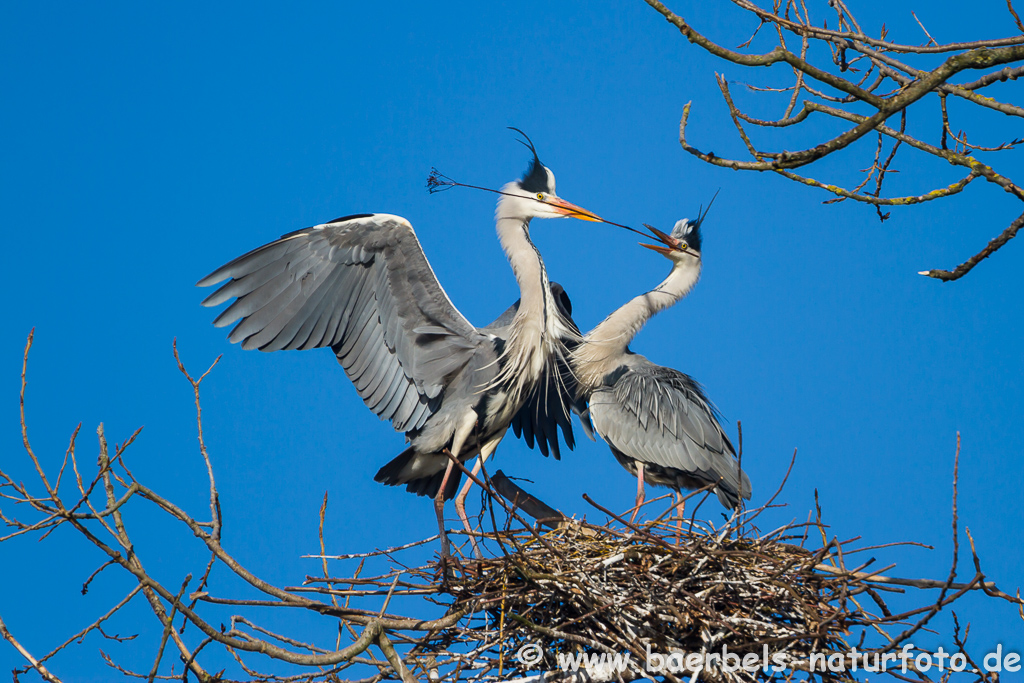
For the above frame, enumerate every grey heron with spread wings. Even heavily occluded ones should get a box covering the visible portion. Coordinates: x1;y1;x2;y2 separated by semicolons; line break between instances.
197;134;601;556
571;217;752;519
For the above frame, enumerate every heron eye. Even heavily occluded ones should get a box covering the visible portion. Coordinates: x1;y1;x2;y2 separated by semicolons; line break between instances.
536;193;544;200
679;243;688;250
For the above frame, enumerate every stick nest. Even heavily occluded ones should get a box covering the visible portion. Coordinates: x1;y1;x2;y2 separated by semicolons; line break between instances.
429;511;853;682
7;336;1020;682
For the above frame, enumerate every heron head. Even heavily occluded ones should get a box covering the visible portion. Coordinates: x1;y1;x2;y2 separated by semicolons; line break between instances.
639;218;703;261
497;128;603;223
671;218;703;252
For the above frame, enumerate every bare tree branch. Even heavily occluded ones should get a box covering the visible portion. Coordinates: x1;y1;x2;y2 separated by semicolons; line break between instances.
3;336;1021;681
643;0;1024;280
919;209;1024;280
0;613;65;683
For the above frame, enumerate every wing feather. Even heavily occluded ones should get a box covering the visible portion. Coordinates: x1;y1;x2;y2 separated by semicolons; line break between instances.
379;370;410;418
263;263;348;352
392;386;422;431
337;289;379;367
367;354;403;411
199;214;483;432
199;236;310;302
349;324;386;390
591;360;750;504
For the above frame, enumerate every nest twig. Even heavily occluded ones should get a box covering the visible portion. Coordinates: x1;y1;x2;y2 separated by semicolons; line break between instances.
3;333;1021;682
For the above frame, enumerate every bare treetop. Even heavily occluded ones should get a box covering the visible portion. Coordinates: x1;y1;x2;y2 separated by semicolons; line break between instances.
642;0;1024;281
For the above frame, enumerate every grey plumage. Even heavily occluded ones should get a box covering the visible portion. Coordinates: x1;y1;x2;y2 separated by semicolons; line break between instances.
199;214;486;441
198;144;604;522
485;283;594;460
570;217;752;511
590;356;748;508
374;282;592;500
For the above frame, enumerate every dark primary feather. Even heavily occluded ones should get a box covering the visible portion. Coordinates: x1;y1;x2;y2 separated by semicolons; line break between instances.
374;446;462;500
483;283;594;460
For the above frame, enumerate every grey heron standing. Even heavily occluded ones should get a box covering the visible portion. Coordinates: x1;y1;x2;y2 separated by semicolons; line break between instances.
571;217;752;520
197;134;602;557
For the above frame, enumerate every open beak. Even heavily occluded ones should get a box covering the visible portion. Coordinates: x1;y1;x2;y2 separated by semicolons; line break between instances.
545;197;603;222
639;224;682;256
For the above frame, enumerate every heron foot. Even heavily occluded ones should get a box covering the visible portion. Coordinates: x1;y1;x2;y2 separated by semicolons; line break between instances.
433;550;466;586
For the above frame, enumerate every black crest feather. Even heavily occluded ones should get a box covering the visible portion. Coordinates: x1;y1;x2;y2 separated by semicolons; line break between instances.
671;190;720;252
508;127;550;194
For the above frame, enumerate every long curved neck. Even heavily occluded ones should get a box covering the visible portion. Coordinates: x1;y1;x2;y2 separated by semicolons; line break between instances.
575;257;701;390
492;197;557;403
496;215;549;339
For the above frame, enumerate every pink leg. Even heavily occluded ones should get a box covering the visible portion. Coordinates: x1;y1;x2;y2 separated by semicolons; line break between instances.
434;456;456;560
675;491;685;545
435;411;478;565
454;435;501;560
629;462;646;524
454;457;485;558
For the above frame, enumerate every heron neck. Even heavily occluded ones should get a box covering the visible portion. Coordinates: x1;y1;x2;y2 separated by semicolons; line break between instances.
575;257;701;388
496;215;550;332
494;213;556;391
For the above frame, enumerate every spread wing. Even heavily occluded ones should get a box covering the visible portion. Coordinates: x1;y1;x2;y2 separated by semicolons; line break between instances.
590;359;750;503
485;283;594;460
198;213;484;433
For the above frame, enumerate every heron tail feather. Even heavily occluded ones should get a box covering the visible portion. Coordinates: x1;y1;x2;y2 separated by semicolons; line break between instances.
374;447;463;500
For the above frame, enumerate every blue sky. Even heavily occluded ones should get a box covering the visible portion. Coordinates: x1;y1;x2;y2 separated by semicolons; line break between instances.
2;1;1021;679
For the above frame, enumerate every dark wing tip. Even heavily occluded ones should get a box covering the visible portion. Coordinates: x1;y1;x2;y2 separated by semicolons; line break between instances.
549;282;573;317
327;213;374;224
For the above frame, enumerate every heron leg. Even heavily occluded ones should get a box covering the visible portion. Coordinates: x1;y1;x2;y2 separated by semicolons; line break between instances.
675;491;685;545
434;411;478;566
455;436;501;560
629;462;646;524
433;458;457;562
